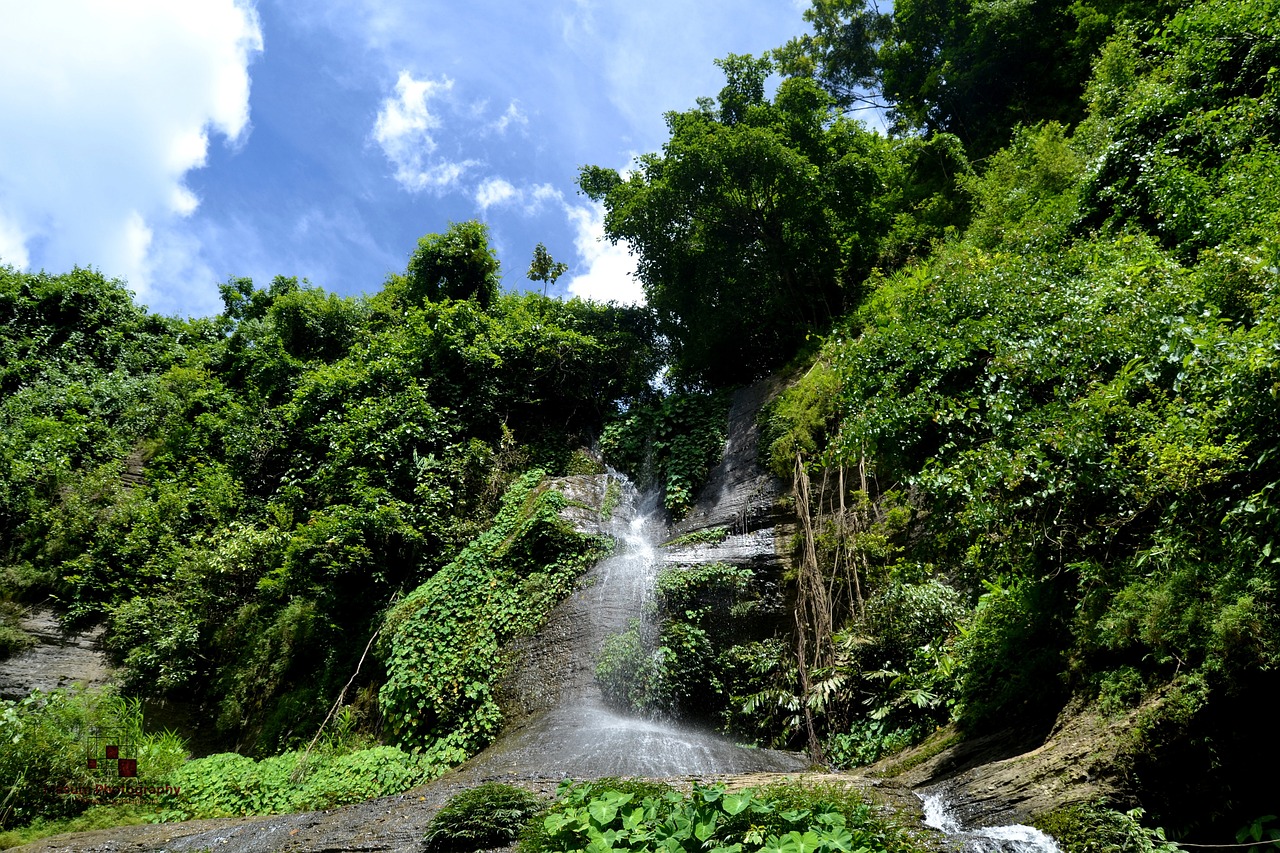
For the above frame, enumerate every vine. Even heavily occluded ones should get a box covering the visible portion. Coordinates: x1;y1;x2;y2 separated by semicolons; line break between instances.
600;390;730;517
378;470;609;758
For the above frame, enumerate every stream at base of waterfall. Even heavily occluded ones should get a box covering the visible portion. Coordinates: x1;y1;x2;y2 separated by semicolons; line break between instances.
468;474;807;778
920;791;1063;853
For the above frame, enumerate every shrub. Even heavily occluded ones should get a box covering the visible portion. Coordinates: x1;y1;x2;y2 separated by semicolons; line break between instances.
596;563;776;724
954;577;1067;728
0;601;34;659
0;689;186;830
423;783;544;852
595;620;665;714
153;744;445;821
824;721;924;769
600;391;729;517
1033;802;1182;853
522;780;923;853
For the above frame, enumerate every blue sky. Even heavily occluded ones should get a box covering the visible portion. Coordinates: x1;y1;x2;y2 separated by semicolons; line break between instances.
0;1;812;318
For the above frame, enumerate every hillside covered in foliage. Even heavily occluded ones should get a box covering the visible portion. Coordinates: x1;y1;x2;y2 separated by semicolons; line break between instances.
2;0;1278;848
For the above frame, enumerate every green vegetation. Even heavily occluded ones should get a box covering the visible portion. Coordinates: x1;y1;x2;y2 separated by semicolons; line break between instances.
600;390;730;517
0;601;33;658
582;56;966;385
664;526;729;548
774;0;1175;159
0;686;446;839
379;471;609;758
0;218;662;835
3;0;1279;844
596;562;788;737
399;220;501;309
735;0;1280;840
0;806;156;851
524;780;923;853
1033;802;1183;853
154;744;440;821
600;476;623;519
0;689;186;831
424;782;544;852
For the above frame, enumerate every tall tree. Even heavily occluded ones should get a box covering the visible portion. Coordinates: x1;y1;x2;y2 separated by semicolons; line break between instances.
773;0;893;113
780;0;1179;158
403;220;501;309
580;55;895;386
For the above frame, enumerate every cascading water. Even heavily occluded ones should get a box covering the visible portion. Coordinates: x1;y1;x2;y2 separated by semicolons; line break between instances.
466;473;806;778
920;791;1063;853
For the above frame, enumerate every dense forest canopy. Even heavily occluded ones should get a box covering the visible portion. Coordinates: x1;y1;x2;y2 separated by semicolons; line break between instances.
0;236;661;752
3;0;1280;847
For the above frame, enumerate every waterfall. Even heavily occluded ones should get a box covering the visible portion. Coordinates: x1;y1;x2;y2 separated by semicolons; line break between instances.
920;791;1063;853
467;472;806;778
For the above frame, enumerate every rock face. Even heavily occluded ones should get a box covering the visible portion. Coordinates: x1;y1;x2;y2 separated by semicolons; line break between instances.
486;469;805;779
662;375;795;580
551;471;629;538
873;703;1136;829
674;374;791;542
0;607;113;700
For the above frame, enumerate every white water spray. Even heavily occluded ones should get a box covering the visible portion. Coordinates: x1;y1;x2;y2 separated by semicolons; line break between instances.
920;792;1063;853
467;473;806;778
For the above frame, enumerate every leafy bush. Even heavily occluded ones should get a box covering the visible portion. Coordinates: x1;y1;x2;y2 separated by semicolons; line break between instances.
664;526;729;548
423;783;543;852
0;601;33;659
600;391;730;517
0;689;186;830
523;780;922;853
152;744;444;821
961;122;1084;251
863;579;966;667
824;721;923;770
954;578;1067;728
521;779;676;853
1033;802;1182;853
379;471;609;757
596;620;665;715
596;563;779;725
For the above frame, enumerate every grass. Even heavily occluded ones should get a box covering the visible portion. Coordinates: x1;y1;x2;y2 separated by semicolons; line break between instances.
0;805;154;850
872;729;963;778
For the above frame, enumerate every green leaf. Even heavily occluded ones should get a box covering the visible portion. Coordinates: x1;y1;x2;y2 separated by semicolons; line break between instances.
589;799;620;826
722;792;753;816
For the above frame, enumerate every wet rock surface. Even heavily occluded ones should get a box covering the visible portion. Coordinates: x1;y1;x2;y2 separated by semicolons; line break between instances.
872;703;1134;830
550;472;622;539
673;375;791;546
495;473;806;779
0;606;113;700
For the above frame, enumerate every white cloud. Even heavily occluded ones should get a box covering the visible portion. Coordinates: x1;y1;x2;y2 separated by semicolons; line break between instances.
476;178;520;210
373;72;450;156
373;71;478;193
0;1;262;310
490;101;528;135
563;200;643;305
475;179;562;215
0;209;30;269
